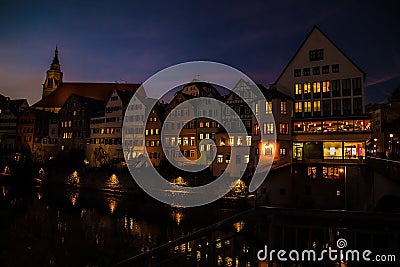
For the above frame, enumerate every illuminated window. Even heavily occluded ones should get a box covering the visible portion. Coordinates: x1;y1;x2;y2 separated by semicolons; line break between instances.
303;83;311;94
322;167;340;179
237;136;243;146
322;81;330;92
177;137;182;145
217;155;223;163
263;123;274;134
183;137;189;146
265;101;272;114
255;103;259;115
244;155;250;163
190;137;195;146
254;124;260;135
280;148;286;156
225;154;230;163
246;136;251;146
304;101;312;113
280;101;287;115
313;82;320;93
264;146;272;156
313;101;321;112
229;136;234;146
190;150;195;158
308;167;317;178
295;102;302;113
295;83;302;95
279;123;289;135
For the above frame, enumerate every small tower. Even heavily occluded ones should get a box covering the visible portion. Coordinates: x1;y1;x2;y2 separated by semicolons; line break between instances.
42;46;63;98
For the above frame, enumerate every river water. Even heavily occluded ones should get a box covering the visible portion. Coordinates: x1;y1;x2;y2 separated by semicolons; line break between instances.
0;170;248;267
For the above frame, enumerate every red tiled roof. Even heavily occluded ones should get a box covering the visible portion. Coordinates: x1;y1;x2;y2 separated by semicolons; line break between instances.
33;82;141;108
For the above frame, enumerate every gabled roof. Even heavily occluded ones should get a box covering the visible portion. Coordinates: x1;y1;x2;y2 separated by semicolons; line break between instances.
60;94;106;119
181;80;223;100
33;82;141;108
116;89;135;106
274;25;366;84
262;87;293;101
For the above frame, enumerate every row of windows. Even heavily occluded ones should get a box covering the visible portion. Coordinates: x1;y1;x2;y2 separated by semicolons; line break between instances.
110;96;119;101
199;133;216;140
0;119;17;123
125;115;145;122
148;152;161;159
0;133;15;139
106;106;121;113
127;104;143;111
170;108;189;117
62;131;88;139
0;126;16;130
295;78;362;99
145;140;160;147
18;119;34;124
148;117;157;122
261;123;289;135
217;154;250;164
294;98;363;116
164;136;196;146
42;138;58;144
60;109;86;117
92;128;120;134
18;127;33;133
145;128;160;135
293;119;371;133
89;138;122;145
294;64;339;77
61;120;85;128
91;117;120;124
219;136;252;146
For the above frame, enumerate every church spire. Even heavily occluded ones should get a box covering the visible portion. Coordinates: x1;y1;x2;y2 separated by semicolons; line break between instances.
50;46;60;70
42;46;63;98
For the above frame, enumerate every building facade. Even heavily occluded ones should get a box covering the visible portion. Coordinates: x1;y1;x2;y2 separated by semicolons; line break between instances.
86;89;134;166
0;97;28;156
274;26;371;164
59;94;105;152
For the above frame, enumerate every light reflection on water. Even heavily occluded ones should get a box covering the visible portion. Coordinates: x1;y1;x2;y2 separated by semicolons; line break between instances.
0;172;246;266
65;170;80;186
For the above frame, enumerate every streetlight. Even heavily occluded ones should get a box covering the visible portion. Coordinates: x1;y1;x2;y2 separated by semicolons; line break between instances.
373;138;378;155
389;134;394;155
340;167;347;210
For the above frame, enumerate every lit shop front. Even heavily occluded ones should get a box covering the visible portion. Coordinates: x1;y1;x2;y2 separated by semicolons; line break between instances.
293;141;366;161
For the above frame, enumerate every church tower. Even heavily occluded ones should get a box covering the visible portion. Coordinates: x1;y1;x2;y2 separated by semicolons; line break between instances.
42;46;63;98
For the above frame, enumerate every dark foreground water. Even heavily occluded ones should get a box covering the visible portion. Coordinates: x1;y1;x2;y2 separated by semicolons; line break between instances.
0;173;247;267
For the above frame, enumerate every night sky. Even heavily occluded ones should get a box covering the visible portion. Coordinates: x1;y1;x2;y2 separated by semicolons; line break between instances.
0;1;399;105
